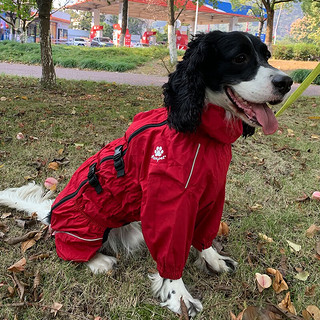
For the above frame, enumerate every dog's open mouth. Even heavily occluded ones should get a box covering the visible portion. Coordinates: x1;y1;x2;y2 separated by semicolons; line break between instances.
225;87;279;135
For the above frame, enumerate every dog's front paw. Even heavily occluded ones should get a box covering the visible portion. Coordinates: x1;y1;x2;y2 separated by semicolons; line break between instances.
195;246;237;274
86;253;117;274
149;273;203;317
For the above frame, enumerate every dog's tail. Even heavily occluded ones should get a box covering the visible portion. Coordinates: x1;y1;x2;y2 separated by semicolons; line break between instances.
0;182;54;224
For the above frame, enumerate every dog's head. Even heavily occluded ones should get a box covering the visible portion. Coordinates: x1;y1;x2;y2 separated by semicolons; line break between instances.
163;31;293;136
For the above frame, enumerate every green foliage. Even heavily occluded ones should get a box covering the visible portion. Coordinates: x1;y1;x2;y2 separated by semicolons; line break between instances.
290;69;320;85
0;41;170;72
0;0;37;22
272;43;320;61
290;15;320;43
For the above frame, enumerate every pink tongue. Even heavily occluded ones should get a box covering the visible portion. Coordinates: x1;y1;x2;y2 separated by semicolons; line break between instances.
253;104;278;135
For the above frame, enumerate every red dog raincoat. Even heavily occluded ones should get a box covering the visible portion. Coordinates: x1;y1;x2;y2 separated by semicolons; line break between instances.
50;104;243;280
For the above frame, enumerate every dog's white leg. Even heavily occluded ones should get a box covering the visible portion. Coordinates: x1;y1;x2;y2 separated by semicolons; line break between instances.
102;222;145;256
86;253;117;274
195;246;237;274
149;273;203;317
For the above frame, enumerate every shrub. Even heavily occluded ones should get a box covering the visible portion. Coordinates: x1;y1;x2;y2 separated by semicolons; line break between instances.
290;69;320;85
273;43;320;61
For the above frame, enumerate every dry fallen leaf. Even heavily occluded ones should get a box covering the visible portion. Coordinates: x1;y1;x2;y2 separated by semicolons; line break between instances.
305;285;316;297
278;292;297;315
268;269;288;294
230;310;244;320
8;258;27;273
259;233;273;243
179;297;189;320
48;162;59;170
306;306;320;320
217;221;229;236
286;240;301;252
51;302;63;317
306;225;320;238
255;273;272;292
21;238;36;253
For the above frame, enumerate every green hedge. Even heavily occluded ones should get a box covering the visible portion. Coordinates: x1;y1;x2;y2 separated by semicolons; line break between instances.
273;43;320;61
0;41;169;72
290;69;320;85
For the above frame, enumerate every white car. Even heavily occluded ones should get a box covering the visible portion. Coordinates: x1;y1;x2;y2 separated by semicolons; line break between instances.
73;38;86;46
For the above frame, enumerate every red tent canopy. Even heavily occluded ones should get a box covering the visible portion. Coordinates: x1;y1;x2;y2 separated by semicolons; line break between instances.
68;0;254;25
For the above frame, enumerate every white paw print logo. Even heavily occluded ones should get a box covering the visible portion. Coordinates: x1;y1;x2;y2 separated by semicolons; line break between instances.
154;146;164;157
151;146;166;162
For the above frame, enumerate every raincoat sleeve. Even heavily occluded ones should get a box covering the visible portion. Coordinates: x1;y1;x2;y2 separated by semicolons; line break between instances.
140;165;201;280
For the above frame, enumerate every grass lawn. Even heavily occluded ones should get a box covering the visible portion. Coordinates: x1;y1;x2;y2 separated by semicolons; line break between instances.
0;76;319;319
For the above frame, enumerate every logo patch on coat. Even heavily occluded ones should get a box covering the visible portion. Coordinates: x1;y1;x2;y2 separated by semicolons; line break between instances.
151;146;166;162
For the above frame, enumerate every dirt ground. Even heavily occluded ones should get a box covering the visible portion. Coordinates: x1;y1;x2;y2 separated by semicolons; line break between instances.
269;59;319;73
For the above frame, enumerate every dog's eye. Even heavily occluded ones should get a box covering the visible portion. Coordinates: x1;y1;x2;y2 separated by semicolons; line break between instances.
233;54;248;64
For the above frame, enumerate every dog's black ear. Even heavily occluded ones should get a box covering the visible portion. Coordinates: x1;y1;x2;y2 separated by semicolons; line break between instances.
163;33;213;133
242;122;255;138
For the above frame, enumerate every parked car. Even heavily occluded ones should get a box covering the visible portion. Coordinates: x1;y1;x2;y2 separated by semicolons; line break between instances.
91;37;114;47
73;38;86;46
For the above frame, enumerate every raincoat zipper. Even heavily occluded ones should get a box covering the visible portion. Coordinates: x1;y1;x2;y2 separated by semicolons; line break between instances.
50;120;168;213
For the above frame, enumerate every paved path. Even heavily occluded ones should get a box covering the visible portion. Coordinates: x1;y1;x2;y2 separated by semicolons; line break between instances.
1;61;320;96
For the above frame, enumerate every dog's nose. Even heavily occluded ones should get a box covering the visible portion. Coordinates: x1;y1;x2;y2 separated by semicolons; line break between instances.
272;75;293;95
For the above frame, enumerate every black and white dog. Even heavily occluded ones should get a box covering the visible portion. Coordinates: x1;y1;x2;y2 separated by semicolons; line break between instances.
0;31;292;317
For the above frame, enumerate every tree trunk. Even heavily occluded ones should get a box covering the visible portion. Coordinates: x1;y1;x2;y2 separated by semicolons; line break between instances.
258;20;264;38
119;0;128;47
36;0;56;87
167;0;177;65
265;9;274;51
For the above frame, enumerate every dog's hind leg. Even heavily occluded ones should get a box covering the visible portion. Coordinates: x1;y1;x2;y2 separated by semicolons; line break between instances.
149;273;203;317
102;222;145;256
86;253;117;274
194;246;237;274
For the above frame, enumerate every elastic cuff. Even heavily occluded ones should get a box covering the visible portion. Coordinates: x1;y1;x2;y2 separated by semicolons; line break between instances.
192;239;213;252
157;265;183;280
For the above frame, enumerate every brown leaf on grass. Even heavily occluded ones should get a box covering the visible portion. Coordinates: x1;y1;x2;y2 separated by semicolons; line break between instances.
305;306;320;320
29;253;50;261
242;306;282;320
217;221;229;236
6;230;40;245
179;297;189;320
266;268;289;293
273;270;289;293
278;292;297;315
20;229;43;253
259;233;273;243
33;270;41;302
302;310;312;320
279;253;288;277
7;286;15;297
48;162;59;170
13;273;25;301
21;238;36;253
50;302;63;317
230;310;244;320
8;258;27;273
305;285;316;297
0;221;9;232
306;225;320;238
